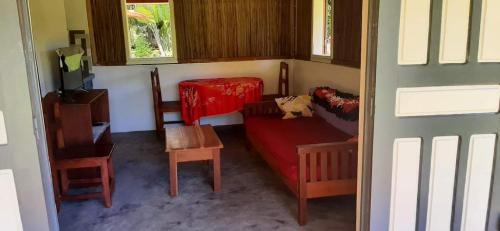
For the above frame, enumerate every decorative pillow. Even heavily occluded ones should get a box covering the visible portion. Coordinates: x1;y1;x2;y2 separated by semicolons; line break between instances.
312;87;359;121
275;95;313;119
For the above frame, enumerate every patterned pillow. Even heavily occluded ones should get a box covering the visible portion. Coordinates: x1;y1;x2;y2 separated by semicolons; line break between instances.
275;95;313;119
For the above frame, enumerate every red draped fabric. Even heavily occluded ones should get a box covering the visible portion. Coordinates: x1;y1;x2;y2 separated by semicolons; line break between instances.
179;77;264;125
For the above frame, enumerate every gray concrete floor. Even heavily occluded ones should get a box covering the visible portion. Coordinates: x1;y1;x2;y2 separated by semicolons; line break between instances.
58;126;355;231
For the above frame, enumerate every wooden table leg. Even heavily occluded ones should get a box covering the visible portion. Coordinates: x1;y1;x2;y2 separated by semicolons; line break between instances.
212;149;221;192
169;152;178;197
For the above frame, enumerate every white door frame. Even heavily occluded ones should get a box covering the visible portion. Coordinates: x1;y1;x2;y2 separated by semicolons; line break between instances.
15;0;59;230
357;0;379;230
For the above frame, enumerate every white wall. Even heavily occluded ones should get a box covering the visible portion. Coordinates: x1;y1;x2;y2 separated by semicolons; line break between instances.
29;0;69;94
93;60;291;132
293;60;360;94
64;0;89;31
94;59;361;133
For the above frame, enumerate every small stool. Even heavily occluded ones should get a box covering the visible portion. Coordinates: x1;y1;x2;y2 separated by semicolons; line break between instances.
165;125;223;197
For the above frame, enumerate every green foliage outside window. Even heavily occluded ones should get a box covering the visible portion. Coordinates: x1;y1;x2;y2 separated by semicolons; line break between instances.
127;3;174;59
326;0;332;55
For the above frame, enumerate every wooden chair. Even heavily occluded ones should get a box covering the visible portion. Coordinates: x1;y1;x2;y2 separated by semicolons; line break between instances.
262;61;289;101
42;96;115;209
151;67;183;138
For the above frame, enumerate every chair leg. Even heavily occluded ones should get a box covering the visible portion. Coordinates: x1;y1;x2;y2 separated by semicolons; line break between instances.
60;169;70;196
154;110;163;138
100;160;112;208
52;169;62;212
298;197;307;226
108;158;116;195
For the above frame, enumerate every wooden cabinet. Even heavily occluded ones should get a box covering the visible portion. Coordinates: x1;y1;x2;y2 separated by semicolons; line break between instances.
54;90;112;147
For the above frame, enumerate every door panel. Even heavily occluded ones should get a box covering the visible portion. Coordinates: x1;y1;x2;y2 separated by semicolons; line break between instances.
371;0;500;230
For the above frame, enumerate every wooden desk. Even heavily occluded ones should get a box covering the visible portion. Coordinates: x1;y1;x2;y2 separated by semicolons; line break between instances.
165;125;223;197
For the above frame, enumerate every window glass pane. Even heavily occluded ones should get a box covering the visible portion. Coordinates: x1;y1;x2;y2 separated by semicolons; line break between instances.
312;0;332;57
126;3;173;59
325;0;332;56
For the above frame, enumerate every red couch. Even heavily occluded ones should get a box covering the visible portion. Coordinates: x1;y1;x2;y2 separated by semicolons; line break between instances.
244;101;358;225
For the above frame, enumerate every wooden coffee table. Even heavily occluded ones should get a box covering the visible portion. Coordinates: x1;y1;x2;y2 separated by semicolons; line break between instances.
165;125;223;197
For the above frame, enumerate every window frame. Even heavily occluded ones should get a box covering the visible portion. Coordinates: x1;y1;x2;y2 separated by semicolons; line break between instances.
120;0;178;65
310;0;333;63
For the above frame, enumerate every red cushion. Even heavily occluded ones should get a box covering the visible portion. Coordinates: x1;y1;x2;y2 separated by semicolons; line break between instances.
245;115;351;182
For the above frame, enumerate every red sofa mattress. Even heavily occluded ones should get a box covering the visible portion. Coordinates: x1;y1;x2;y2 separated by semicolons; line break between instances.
245;115;351;183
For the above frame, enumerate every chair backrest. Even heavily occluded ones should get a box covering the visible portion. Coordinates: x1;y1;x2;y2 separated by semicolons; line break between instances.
150;67;162;106
41;93;60;158
150;67;163;133
278;62;289;97
41;93;62;202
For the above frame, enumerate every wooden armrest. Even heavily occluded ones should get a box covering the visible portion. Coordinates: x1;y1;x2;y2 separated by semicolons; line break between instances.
243;100;282;118
297;141;357;156
297;141;358;183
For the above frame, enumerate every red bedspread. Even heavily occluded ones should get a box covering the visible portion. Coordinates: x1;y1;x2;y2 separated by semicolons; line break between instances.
179;77;264;125
245;115;351;182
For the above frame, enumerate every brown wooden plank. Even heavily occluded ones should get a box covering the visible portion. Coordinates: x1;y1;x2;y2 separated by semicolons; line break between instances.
175;0;293;62
295;0;312;60
59;104;93;147
176;149;213;162
333;0;362;68
351;151;357;178
87;0;126;65
306;179;357;199
320;152;328;181
340;150;350;179
309;153;317;182
331;150;339;180
212;149;221;192
200;125;224;148
166;125;223;151
169;152;178;197
298;151;308;225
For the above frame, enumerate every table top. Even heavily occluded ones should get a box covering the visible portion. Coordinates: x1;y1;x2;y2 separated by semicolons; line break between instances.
179;77;262;87
165;125;223;152
178;77;264;125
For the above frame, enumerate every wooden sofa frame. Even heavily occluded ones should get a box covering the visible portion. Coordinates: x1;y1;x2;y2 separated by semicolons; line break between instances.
243;101;357;225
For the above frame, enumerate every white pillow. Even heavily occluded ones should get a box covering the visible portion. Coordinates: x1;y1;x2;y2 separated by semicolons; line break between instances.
275;95;313;119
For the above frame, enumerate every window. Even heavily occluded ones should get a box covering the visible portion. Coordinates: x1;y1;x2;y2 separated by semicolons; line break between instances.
122;0;177;64
311;0;333;61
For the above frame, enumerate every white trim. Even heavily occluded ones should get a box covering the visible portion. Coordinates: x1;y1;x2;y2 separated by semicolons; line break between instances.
426;136;459;231
397;0;432;65
460;134;497;231
395;85;500;117
389;138;422;231
0;111;7;145
310;55;332;63
478;0;500;62
0;169;23;231
439;0;471;64
121;0;178;65
311;0;333;59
